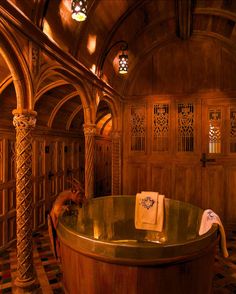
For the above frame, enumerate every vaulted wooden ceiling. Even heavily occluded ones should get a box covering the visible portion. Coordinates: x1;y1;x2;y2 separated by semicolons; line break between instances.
1;0;236;134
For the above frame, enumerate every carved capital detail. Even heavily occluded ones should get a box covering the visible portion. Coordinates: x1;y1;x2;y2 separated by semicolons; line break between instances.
13;110;37;130
83;124;97;136
112;131;121;140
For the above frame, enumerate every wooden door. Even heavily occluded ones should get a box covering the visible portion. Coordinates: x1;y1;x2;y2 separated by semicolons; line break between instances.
123;96;236;227
201;99;236;226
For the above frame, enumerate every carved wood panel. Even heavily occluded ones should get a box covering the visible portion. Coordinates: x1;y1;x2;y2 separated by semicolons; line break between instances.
94;139;112;196
0;133;85;250
130;105;146;152
7;139;16;181
32;139;46;230
7;215;16;243
150;164;171;197
123;97;236;227
0;139;3;183
0;221;3;247
124;163;147;195
0;189;3;216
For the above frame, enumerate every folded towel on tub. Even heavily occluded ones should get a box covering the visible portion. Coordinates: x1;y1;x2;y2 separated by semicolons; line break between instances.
199;209;229;258
135;191;165;232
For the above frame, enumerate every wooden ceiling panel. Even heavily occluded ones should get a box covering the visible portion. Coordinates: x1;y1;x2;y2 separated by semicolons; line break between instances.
4;0;236;97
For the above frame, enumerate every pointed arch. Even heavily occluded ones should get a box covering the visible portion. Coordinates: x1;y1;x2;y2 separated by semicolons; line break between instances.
35;63;94;125
0;19;33;109
99;93;121;132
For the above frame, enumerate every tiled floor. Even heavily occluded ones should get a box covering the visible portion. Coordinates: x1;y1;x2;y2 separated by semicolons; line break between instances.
0;229;236;293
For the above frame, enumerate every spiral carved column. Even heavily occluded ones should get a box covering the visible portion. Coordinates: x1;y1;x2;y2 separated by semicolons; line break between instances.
13;109;37;289
83;124;96;199
112;131;121;195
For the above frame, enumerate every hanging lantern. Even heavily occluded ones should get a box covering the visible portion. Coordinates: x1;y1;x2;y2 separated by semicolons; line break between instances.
119;52;128;74
71;0;87;22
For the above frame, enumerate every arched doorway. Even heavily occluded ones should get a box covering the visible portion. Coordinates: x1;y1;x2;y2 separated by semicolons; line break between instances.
94;100;112;196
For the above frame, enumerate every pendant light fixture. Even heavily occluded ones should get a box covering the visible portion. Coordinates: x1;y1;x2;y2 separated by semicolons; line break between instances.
99;40;129;76
71;0;87;22
119;51;128;74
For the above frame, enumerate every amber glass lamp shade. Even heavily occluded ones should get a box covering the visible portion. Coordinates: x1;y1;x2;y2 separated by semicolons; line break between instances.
119;53;128;74
71;0;87;22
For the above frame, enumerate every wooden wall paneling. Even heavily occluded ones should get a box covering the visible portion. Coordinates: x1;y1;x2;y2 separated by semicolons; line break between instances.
226;166;236;226
7;139;16;181
150;164;172;198
94;139;112;196
105;142;112;195
6;187;16;243
57;141;64;194
64;141;72;189
6;186;16;243
45;141;57;212
201;165;225;219
33;139;46;229
7;186;16;212
0;189;4;247
0;220;3;247
174;163;202;207
6;137;16;245
124;163;147;195
6;214;16;243
72;141;80;181
79;140;85;183
201;100;232;222
0;138;3;183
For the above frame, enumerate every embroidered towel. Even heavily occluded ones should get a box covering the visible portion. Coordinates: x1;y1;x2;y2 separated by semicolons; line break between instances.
135;191;165;232
199;209;229;258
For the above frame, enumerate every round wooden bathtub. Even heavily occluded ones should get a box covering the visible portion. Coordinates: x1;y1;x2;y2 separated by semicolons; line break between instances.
56;195;218;294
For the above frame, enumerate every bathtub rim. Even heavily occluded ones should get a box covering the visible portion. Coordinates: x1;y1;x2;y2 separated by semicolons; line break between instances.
56;195;219;265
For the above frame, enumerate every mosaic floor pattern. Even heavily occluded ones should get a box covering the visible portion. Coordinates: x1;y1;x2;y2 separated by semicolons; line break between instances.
0;229;235;293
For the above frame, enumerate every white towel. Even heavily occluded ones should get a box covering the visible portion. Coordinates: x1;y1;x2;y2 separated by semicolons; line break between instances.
135;191;165;232
199;209;229;258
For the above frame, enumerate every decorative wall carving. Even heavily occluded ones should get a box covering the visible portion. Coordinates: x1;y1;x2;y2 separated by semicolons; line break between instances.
130;105;146;151
153;104;169;152
230;109;236;152
29;42;40;76
177;103;194;152
209;108;221;154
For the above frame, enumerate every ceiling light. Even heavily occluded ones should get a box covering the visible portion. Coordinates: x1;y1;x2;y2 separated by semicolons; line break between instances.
99;40;129;76
71;0;87;22
119;52;128;74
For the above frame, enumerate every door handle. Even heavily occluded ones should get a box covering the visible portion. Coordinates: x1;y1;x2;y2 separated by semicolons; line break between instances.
200;153;216;167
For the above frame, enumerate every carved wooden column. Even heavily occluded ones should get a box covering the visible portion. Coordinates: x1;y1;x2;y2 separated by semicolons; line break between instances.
112;131;121;195
83;124;96;198
13;109;37;289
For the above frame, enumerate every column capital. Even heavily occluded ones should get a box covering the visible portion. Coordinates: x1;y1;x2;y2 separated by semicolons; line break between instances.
83;123;97;136
12;109;37;129
112;130;122;139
